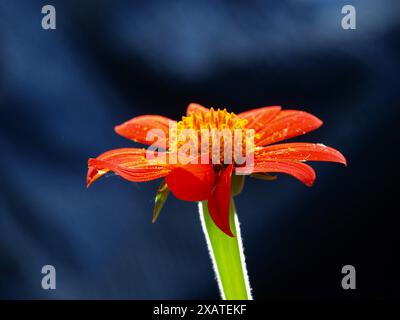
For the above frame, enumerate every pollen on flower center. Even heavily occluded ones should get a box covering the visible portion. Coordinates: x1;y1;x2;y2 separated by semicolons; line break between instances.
169;108;254;165
178;107;248;132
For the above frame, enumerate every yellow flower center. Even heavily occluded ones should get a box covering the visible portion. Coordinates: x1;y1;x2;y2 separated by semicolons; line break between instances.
170;108;253;165
178;107;248;132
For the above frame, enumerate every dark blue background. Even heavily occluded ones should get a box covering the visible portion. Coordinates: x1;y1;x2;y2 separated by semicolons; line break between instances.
1;0;399;299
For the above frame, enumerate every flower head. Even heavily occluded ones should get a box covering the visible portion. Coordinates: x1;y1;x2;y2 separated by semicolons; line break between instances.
87;103;346;236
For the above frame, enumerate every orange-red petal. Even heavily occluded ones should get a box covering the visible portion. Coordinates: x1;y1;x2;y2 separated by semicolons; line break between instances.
186;103;210;116
252;159;316;186
255;110;323;146
254;143;347;165
207;164;234;237
166;164;215;201
114;115;176;149
87;148;171;187
238;106;281;132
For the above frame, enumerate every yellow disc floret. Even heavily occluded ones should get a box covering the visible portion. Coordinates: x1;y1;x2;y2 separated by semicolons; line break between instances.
170;108;253;165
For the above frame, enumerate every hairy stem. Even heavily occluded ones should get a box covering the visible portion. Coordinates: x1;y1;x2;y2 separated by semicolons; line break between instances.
198;199;252;300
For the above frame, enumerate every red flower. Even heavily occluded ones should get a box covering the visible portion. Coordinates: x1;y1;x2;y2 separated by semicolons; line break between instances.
87;103;346;236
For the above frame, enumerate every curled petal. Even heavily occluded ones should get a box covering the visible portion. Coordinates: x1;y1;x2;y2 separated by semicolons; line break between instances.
238;106;281;132
255;143;347;165
87;148;171;187
208;165;234;237
166;164;215;201
252;159;316;187
255;110;323;146
186;102;210;116
114;115;176;149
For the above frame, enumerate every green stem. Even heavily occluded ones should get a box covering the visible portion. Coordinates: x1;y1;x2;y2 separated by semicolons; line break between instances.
199;199;252;300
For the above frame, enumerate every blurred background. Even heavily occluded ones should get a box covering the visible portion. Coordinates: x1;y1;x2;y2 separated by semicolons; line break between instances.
1;0;399;299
